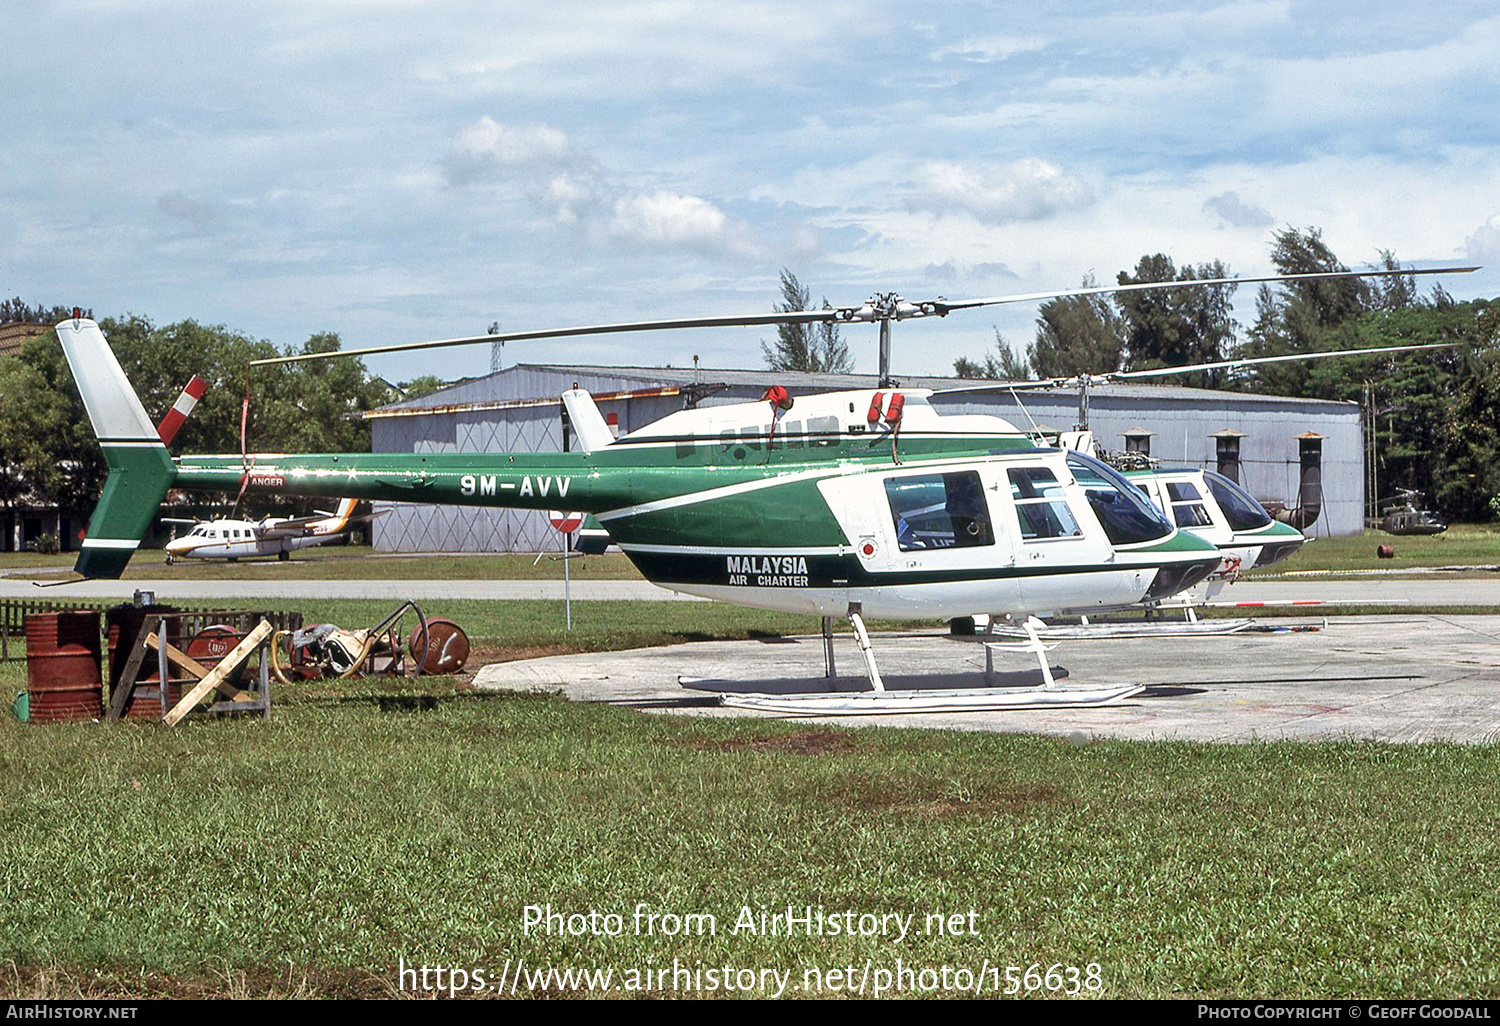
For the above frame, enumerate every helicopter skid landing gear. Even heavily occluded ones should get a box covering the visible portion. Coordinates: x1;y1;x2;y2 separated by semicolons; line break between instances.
715;611;1144;715
981;608;1255;640
984;616;1058;687
846;604;885;692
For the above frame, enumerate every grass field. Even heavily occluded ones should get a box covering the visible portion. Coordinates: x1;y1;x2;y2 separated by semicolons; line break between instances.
3;688;1498;999
1250;524;1500;575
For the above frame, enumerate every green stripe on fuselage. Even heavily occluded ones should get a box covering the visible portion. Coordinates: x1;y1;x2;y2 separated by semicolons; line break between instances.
172;437;1023;547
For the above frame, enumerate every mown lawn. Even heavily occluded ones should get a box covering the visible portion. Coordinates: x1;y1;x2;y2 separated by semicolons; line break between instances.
0;548;646;582
1251;524;1500;575
4;595;1499;1000
2;690;1498;999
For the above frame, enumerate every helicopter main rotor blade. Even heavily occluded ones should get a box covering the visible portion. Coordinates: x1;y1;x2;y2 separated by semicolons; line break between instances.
1108;341;1463;382
249;309;841;367
929;379;1068;397
928;265;1479;316
929;341;1465;398
249;264;1478;368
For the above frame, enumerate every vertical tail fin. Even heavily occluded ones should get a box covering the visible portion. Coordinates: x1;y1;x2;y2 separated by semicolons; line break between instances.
55;317;175;578
325;498;358;533
561;388;616;452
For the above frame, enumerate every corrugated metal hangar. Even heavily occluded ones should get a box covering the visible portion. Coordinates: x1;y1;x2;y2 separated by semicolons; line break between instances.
365;364;1364;552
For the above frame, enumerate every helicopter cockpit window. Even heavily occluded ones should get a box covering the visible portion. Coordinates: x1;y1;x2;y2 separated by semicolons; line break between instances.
884;471;994;551
1165;480;1214;528
1008;467;1082;541
1203;470;1274;531
1064;451;1174;545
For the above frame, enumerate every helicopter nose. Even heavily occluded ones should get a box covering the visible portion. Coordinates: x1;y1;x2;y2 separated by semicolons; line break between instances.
1144;558;1221;601
1252;538;1306;568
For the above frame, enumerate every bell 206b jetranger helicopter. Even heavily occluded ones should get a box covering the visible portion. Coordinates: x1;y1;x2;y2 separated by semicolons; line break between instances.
162;498;382;563
55;263;1474;712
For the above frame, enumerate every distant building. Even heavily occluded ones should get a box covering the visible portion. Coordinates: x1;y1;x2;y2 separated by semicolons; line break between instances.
363;364;1364;552
0;321;49;359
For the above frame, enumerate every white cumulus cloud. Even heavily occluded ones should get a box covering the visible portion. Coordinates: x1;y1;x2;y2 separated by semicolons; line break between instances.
1465;214;1500;264
439;117;766;258
443;117;572;185
611;191;728;247
535;171;605;225
909;158;1093;224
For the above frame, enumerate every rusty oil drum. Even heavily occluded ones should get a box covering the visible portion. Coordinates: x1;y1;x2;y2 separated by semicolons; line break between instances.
105;604;182;720
407;618;471;675
24;611;103;723
185;625;248;690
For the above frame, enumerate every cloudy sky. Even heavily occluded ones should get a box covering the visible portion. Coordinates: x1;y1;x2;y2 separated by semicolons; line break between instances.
4;0;1497;382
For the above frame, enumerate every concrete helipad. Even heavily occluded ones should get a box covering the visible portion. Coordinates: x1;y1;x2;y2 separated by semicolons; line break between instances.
475;614;1500;743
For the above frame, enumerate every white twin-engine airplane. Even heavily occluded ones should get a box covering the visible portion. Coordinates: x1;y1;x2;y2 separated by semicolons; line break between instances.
162;499;377;563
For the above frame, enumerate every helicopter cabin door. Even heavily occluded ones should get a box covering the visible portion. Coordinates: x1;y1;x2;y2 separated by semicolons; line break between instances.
822;466;1020;615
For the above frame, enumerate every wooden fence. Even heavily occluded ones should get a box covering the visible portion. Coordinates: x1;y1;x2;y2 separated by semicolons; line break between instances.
2;598;303;662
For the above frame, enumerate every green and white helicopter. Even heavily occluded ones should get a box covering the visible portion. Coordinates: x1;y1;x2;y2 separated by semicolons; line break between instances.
55;264;1474;712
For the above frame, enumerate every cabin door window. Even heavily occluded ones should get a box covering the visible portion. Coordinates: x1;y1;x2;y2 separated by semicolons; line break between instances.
1007;467;1082;541
883;471;995;552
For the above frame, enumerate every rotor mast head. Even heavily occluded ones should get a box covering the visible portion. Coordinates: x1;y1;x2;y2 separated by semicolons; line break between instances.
835;292;948;387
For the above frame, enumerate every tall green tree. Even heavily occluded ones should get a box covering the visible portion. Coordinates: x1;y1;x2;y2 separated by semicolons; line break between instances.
1028;274;1126;378
0;355;71;511
1114;255;1238;385
953;331;1029;379
8;317;395;517
1267;225;1371;327
1238;230;1454;397
0;298;88;323
255;331;395;455
760;269;851;373
1440;301;1500;521
1248;298;1487;517
1238;227;1383;395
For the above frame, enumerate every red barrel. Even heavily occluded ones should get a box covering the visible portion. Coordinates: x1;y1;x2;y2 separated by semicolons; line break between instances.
408;618;471;675
185;625;248;690
24;611;103;723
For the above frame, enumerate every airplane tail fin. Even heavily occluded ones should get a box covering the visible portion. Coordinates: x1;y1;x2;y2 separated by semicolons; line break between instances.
561;388;616;452
327;498;358;532
55;317;175;578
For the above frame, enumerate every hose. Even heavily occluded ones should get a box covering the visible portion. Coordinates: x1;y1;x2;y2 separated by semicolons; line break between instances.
268;600;433;685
